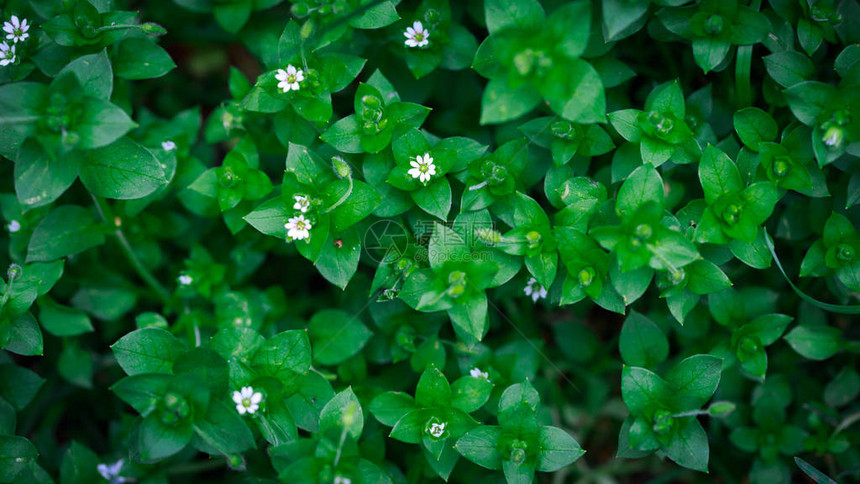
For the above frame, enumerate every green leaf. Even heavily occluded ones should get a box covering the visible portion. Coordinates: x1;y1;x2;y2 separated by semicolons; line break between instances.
0;364;45;410
480;78;541;125
370;392;418;427
309;309;373;366
111;373;172;416
540;58;605;123
139;413;192;462
619;311;669;368
692;37;730;74
485;0;545;34
252;330;312;382
665;355;722;410
733;107;777;151
81;137;169;199
699;145;742;204
416;366;452;408
14;140;82;208
26;205;106;263
685;259;732;294
244;198;288;238
112;328;187;376
455;425;503;470
3;312;43;356
615;165;664;219
795;457;838;484
763;51;814;88
537;425;585;471
193;400;255;455
348;1;400;29
412;178;452;220
113;38;176;80
664;418;709;472
450;376;493;414
0;436;39;482
621;366;670;416
314;228;361;289
321;115;363;153
58;50;113;100
38;300;94;337
319;387;364;439
785;325;844;360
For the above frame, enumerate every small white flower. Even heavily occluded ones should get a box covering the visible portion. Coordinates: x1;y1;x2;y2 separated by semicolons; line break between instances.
0;42;16;66
407;153;436;183
523;277;548;302
428;422;447;438
178;274;193;286
470;367;489;380
97;459;129;483
285;214;312;241
7;220;21;233
334;477;351;484
3;16;29;44
404;20;430;48
275;64;304;93
293;195;310;213
161;140;176;151
232;386;263;415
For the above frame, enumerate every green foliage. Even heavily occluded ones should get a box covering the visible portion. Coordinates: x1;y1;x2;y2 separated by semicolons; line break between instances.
0;1;859;484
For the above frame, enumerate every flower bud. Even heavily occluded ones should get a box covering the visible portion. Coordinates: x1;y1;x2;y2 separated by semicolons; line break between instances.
707;401;737;417
141;23;167;35
578;267;595;287
219;169;238;188
705;14;724;35
822;125;845;150
526;230;542;249
332;156;352;179
652;409;674;435
837;243;856;262
290;2;310;17
772;156;790;178
7;264;22;281
669;268;685;286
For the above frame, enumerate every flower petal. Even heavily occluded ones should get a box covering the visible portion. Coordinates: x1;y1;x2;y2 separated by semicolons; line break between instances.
232;391;243;404
236;404;247;414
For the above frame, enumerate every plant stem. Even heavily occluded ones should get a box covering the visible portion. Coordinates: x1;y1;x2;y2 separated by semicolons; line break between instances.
0;115;41;124
91;194;170;304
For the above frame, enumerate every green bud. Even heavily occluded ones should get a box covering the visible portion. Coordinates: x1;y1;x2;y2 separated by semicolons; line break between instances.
219;169;238;188
226;453;246;471
513;49;535;76
63;131;81;147
822;125;845;150
80;24;98;38
739;336;760;354
319;4;332;15
635;224;653;240
7;263;22;281
508;439;528;464
837;243;855;262
361;94;382;110
526;230;542;249
707;401;737;417
489;165;508;185
652;409;674;435
550;120;573;139
332;156;352;179
772;156;790;178
424;8;441;24
300;19;315;39
141;23;167;35
722;204;740;225
705;14;724;35
395;325;416;351
291;2;310;17
669;268;685;285
647;110;662;125
578;267;595;287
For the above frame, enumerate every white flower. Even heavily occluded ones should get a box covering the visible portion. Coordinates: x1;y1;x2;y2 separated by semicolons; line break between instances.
0;42;16;66
334;477;351;484
161;140;176;151
97;459;129;483
428;422;447;438
470;367;489;380
232;386;263;415
293;195;310;213
7;220;21;233
275;64;304;93
3;16;29;44
523;277;547;302
178;274;193;286
407;153;436;183
285;214;312;241
404;20;430;48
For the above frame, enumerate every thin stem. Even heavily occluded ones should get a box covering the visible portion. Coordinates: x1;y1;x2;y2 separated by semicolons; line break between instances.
95;23;143;33
468;180;488;191
322;176;353;213
0;115;41;125
91;194;171;304
0;277;13;309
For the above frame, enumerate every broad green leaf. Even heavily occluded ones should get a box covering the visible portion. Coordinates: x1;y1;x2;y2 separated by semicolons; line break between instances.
26;205;106;263
619;311;669;368
699;145;742;204
80;137;168;199
112;328;187;376
309;309;373;366
785;325;843;360
537;425;585;471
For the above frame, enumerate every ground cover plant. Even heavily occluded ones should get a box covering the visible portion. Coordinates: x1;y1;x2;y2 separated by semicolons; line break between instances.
0;0;859;482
